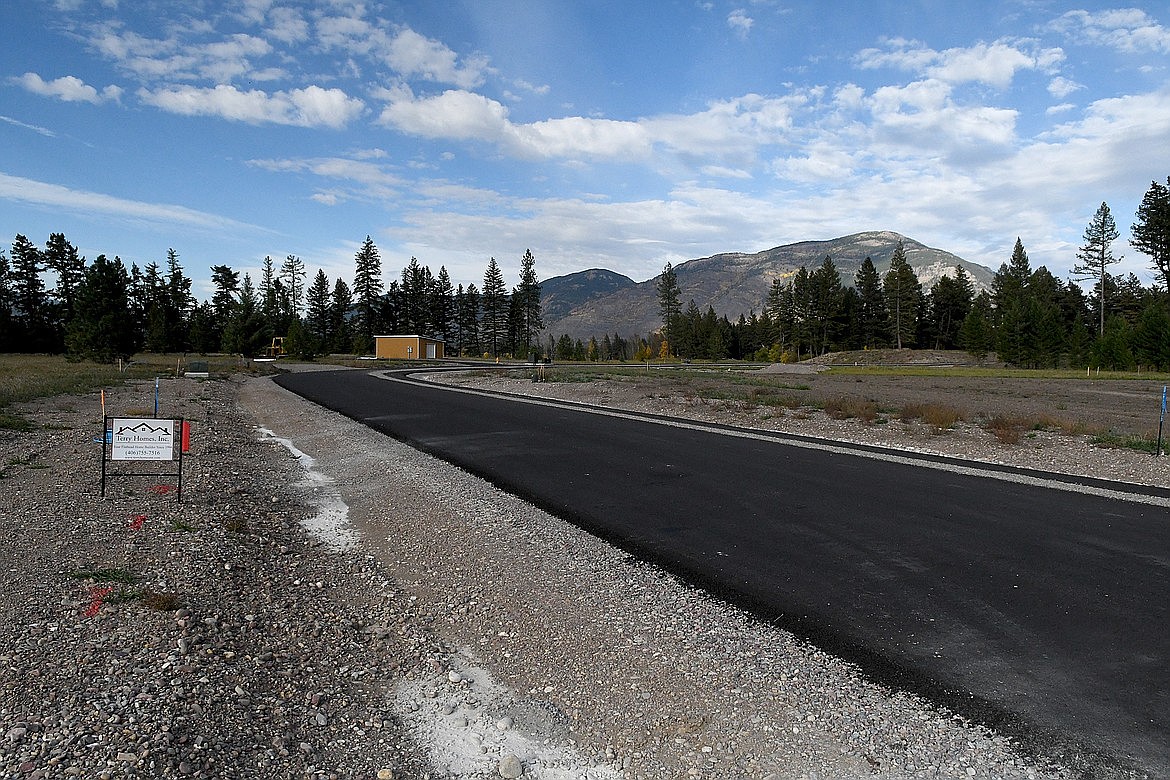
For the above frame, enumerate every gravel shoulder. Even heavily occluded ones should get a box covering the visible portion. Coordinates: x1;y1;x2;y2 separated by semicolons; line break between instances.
3;366;1152;779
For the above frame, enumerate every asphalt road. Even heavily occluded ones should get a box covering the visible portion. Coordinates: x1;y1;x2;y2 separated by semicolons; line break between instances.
275;368;1169;777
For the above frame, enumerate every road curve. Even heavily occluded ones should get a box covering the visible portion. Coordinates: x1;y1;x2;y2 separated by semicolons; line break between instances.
274;368;1169;777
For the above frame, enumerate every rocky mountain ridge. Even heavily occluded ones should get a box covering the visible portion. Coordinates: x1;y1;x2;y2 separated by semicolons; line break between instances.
541;231;993;341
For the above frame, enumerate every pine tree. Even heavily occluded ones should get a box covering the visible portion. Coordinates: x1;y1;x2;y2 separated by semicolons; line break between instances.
260;255;279;324
1132;301;1170;370
1026;267;1066;368
0;248;12;351
808;256;844;355
656;262;682;355
958;292;994;360
506;289;524;356
992;239;1032;364
209;265;240;350
162;248;192;351
855;256;888;349
514;249;543;358
10;234;53;351
457;283;480;356
399;257;427;333
65;254;136;361
1090;315;1134;370
1073;202;1121;336
480;257;507;356
431;266;455;342
187;302;218;354
223;274;272;357
305;269;332;349
766;276;795;356
43;233;86;350
882;242;921;349
927;268;974;349
1131;177;1170;291
330;278;353;354
281;254;307;319
352;236;383;352
380;279;403;335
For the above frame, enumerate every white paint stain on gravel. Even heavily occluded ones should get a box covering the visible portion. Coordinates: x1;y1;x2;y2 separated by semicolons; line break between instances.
257;426;358;551
395;653;622;779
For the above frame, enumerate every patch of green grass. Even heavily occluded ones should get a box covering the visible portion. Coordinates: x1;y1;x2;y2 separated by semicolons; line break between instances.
170;519;197;532
1091;432;1160;454
0;353;281;414
104;588;143;605
0;411;35;431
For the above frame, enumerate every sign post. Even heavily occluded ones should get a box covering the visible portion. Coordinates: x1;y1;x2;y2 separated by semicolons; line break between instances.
1158;386;1167;458
101;417;185;500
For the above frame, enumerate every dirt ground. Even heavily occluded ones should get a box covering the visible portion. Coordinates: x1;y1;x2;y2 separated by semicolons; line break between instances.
759;372;1168;437
588;357;1169;440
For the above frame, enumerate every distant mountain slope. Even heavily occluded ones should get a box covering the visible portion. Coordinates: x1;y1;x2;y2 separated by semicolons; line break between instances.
542;231;994;340
539;268;636;322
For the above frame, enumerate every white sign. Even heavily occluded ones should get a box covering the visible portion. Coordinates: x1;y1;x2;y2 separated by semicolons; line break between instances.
111;418;176;461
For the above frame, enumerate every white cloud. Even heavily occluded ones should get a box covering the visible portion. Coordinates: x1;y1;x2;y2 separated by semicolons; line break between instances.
856;38;1062;89
855;37;938;73
378;85;815;166
929;42;1052;89
138;84;364;128
0;115;57;137
248;156;403;194
377;86;651;161
13;72;122;103
196;33;272;82
315;14;490;89
384;27;491;90
378;88;513;143
266;7;309;44
772;145;858;183
1047;76;1083;99
701;165;753;179
0;172;261;232
728;9;754;39
1051;8;1170;53
514;117;651;160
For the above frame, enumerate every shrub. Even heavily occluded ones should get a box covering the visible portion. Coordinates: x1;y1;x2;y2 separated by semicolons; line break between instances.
986;415;1025;444
823;397;879;423
141;590;183;611
900;402;966;433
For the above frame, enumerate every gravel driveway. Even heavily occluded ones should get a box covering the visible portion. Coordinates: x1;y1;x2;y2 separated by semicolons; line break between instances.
3;366;1154;779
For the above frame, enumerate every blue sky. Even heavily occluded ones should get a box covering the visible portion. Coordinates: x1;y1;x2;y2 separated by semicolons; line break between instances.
2;1;1169;301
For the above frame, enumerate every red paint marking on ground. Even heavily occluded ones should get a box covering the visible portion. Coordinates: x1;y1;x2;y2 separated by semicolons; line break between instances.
84;585;115;618
150;484;177;495
127;514;147;531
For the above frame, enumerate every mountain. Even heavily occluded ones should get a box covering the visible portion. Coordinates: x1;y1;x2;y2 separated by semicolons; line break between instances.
538;268;636;322
541;231;994;341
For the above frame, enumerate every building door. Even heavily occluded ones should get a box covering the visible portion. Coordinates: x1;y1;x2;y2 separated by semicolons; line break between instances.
426;342;437;359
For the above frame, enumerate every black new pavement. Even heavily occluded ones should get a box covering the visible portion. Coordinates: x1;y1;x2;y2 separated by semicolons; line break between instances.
275;368;1169;777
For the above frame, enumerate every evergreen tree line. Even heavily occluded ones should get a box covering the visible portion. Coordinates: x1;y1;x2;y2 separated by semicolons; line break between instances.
0;233;545;361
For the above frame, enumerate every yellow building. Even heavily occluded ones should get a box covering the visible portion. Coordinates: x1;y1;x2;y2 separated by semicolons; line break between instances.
374;334;446;360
